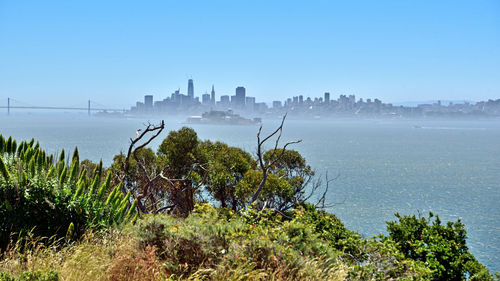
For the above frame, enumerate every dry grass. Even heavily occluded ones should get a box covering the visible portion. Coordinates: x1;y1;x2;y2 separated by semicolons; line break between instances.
0;229;164;281
0;218;352;281
0;231;350;281
184;259;349;281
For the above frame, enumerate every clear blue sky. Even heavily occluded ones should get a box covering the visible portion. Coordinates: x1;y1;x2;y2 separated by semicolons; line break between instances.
0;0;499;107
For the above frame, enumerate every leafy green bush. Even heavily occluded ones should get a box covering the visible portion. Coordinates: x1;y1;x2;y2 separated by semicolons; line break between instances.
386;212;496;280
134;203;436;280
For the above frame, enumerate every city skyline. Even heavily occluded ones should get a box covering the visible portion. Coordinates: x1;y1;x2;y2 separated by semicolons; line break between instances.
126;78;500;118
1;1;499;107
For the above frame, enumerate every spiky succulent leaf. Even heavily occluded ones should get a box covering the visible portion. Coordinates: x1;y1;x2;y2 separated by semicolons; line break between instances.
58;149;65;163
6;136;13;154
78;168;87;185
124;199;138;221
59;166;68;184
97;173;112;201
0;155;10;182
0;135;5;153
105;186;118;206
71;147;79;165
29;156;36;176
89;174;100;197
11;140;17;154
97;160;103;181
68;160;79;183
16;142;25;158
46;166;55;181
73;180;85;200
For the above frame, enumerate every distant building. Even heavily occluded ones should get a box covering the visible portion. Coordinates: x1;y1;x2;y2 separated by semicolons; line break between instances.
136;101;144;112
188;79;194;99
211;85;216;105
324;92;330;104
202;93;211;105
246;96;256;110
254;102;268;112
144;95;153;112
233;86;246;107
273;100;282;108
220;95;230;106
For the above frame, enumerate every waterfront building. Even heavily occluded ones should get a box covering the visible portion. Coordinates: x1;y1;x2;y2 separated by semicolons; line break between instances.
273;101;282;108
324;92;330;104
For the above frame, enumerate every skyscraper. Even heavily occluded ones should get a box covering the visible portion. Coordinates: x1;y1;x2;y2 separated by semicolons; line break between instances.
144;95;153;112
234;86;246;107
324;92;330;104
202;93;211;105
211;85;215;105
187;79;194;99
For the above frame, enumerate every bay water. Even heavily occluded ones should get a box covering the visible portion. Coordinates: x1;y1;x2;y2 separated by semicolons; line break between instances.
1;113;499;272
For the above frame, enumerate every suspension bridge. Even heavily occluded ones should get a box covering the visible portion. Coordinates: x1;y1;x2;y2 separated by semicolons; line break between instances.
0;98;127;115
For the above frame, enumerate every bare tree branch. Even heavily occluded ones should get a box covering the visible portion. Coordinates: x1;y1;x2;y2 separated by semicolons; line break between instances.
122;120;165;213
251;114;302;204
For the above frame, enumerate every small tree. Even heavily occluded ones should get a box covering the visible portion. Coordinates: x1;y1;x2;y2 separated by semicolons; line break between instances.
200;140;255;210
157;127;207;216
386;212;492;280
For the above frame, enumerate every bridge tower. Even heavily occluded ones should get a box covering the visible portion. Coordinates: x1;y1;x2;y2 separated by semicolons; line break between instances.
7;98;10;115
88;99;90;116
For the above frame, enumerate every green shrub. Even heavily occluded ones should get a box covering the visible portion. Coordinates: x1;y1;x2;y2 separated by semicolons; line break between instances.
0;137;136;250
386;212;496;280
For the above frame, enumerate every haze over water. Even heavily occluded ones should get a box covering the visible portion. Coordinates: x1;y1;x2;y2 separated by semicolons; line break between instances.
1;113;499;271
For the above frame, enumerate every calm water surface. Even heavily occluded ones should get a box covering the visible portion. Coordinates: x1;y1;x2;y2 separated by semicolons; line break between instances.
1;113;499;272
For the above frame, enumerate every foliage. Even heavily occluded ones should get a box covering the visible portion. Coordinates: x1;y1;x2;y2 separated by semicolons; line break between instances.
199;140;255;210
108;148;161;211
1;203;497;280
113;125;321;215
0;135;136;250
236;170;293;209
2;130;496;280
135;203;348;280
386;212;496;280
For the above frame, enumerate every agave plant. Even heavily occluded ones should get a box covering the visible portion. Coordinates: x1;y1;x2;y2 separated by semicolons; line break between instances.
0;136;137;249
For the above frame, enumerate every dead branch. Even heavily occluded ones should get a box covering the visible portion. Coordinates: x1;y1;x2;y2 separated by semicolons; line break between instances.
123;120;165;213
313;172;344;209
251;114;302;204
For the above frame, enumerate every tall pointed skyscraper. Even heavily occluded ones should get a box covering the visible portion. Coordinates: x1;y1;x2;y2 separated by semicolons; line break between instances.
211;85;215;105
187;79;194;99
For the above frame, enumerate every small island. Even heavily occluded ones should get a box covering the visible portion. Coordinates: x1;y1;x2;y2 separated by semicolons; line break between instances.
185;110;262;125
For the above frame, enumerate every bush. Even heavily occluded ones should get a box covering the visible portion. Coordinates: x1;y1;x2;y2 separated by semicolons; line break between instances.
0;136;136;249
386;212;496;280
